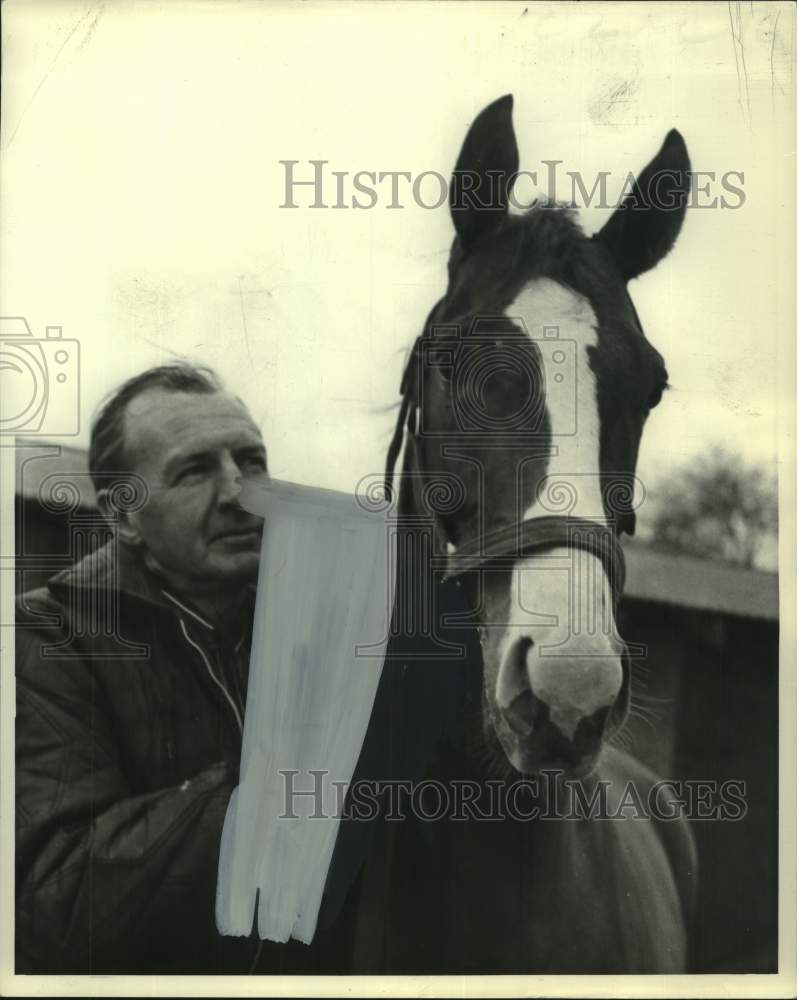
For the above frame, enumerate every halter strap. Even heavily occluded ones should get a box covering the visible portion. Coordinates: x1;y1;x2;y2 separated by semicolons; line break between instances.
384;335;627;607
442;514;625;601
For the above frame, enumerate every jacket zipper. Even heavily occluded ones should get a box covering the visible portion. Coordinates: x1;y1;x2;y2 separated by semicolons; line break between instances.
178;617;244;736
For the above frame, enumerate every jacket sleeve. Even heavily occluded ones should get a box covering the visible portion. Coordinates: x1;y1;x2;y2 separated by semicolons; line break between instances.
15;624;247;974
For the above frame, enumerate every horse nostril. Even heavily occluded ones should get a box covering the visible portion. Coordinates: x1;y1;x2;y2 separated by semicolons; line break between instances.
527;649;623;742
495;636;534;711
504;687;548;737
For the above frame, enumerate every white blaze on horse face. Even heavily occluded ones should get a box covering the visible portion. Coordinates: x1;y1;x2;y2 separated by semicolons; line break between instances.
511;277;606;523
494;278;622;744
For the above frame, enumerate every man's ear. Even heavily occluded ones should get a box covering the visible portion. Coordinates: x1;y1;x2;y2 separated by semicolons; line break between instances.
97;487;143;549
450;94;519;247
594;129;691;281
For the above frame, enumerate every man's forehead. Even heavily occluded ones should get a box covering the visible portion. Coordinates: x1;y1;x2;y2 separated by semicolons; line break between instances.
125;388;262;464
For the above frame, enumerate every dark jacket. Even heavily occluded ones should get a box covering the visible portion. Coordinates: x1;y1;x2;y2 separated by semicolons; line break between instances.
14;535;475;976
15;539;270;974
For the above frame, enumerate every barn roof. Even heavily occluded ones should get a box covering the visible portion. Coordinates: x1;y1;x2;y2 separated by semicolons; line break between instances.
15;440;96;509
15;439;778;622
622;538;778;622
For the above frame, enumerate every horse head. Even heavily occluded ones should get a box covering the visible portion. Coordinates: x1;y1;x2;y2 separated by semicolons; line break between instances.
387;95;690;778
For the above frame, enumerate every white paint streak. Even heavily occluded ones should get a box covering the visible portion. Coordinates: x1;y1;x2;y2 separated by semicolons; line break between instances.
215;479;394;946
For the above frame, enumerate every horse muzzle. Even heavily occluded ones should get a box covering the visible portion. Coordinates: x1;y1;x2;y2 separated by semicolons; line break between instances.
493;632;625;775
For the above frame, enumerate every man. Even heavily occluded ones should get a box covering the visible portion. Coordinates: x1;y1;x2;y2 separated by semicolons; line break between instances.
15;362;480;975
15;364;275;973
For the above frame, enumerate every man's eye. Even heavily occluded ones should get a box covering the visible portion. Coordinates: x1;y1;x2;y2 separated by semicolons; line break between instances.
176;464;207;483
241;455;267;472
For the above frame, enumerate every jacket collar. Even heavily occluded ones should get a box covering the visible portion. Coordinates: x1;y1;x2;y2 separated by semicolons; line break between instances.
47;539;257;635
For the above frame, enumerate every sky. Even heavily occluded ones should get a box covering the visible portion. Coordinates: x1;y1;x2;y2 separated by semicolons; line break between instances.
2;1;795;509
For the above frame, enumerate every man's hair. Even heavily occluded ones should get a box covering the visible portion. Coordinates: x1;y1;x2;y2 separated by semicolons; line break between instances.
89;363;223;496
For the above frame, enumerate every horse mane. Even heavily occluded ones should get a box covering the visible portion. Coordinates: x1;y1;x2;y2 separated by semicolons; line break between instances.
384;333;423;505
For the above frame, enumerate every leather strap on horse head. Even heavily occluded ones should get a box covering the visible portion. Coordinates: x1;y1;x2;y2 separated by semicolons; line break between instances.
442;515;625;599
384;334;627;609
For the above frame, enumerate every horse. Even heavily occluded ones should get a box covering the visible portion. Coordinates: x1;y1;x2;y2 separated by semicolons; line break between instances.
322;94;698;975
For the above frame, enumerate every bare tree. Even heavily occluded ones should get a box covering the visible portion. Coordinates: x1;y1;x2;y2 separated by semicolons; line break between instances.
643;447;778;570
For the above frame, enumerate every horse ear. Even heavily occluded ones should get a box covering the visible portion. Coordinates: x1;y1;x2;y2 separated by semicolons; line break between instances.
594;129;691;281
450;94;519;247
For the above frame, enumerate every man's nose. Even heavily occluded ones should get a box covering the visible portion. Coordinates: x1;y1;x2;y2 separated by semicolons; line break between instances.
217;452;244;506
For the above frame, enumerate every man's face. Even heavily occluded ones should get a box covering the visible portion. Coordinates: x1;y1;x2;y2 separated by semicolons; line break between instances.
121;388;267;589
